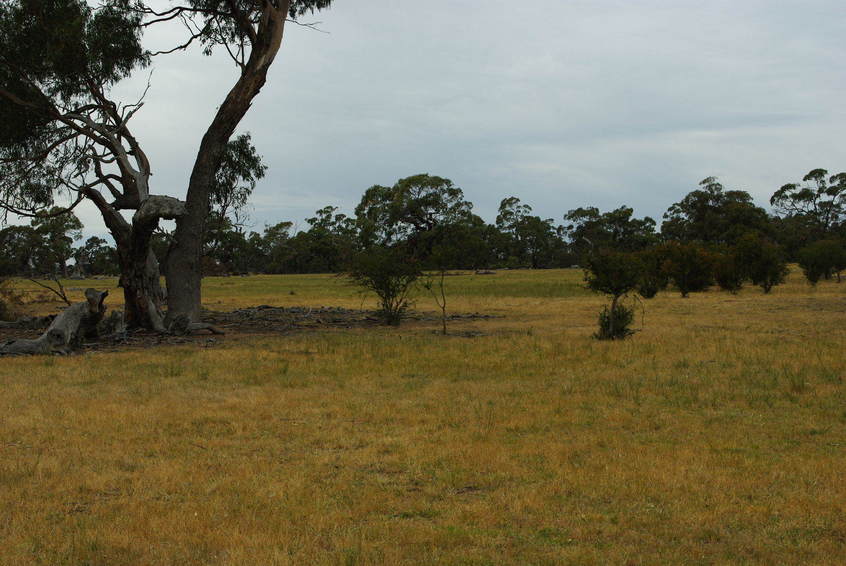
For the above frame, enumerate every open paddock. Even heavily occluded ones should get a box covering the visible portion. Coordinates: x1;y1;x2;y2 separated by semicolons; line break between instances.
1;269;845;564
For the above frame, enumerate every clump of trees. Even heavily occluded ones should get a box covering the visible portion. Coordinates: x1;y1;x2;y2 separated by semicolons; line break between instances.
6;164;844;292
0;210;87;277
3;171;843;280
798;240;846;284
346;174;475;327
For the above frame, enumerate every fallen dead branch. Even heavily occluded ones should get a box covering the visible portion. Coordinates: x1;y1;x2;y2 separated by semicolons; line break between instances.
0;289;108;356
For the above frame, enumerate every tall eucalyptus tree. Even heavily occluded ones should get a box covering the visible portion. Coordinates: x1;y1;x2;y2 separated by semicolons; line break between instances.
1;0;335;328
140;0;336;321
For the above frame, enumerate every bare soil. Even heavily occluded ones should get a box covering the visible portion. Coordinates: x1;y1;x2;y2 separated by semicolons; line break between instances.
0;305;499;354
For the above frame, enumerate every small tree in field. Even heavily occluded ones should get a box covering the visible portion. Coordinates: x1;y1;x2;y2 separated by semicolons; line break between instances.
734;234;789;293
348;247;421;326
585;250;643;340
422;271;448;335
660;242;714;297
421;239;457;335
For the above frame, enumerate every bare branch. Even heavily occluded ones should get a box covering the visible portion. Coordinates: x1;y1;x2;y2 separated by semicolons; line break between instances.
120;70;154;118
148;26;208;56
221;27;247;70
286;18;329;33
0;192;85;219
28;277;72;306
80;186;131;241
136;5;229;27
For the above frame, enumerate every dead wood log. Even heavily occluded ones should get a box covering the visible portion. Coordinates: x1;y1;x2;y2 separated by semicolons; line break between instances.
167;314;226;336
0;289;108;356
187;322;225;335
166;312;224;335
97;310;127;338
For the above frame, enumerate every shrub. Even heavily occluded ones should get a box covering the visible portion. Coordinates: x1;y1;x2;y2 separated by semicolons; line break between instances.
798;239;846;285
0;277;23;321
585;250;642;340
798;244;828;284
734;233;789;293
636;277;660;300
595;301;636;340
660;241;714;297
636;247;669;299
348;247;421;325
712;249;745;293
585;249;643;298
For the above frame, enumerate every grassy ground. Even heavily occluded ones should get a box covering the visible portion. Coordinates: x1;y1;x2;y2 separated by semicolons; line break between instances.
1;269;845;565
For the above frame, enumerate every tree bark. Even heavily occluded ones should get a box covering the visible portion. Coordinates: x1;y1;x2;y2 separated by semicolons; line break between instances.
118;246;166;332
122;196;187;331
87;188;185;332
166;1;291;322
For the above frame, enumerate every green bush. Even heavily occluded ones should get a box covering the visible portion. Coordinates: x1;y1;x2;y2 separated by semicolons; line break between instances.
734;233;789;293
712;249;745;293
659;242;714;297
348;247;421;325
584;249;643;298
595;301;636;340
636;247;669;299
798;239;846;285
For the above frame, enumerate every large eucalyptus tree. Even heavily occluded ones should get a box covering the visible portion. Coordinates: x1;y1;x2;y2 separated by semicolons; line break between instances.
0;0;181;330
770;168;846;237
147;0;335;322
1;0;335;328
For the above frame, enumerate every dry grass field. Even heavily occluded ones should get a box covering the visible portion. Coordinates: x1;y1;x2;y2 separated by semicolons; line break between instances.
1;269;845;565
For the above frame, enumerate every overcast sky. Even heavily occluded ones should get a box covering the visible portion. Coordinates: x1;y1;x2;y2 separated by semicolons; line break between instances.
74;0;846;238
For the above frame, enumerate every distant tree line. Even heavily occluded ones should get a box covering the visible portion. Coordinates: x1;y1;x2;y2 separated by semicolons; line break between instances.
0;208;117;278
2;170;845;287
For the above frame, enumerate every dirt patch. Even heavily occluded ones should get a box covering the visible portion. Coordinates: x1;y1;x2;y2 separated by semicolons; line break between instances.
0;306;500;354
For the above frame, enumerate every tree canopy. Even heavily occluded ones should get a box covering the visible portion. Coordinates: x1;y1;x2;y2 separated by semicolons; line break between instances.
661;177;770;245
0;0;150;218
564;206;657;258
770;168;846;236
355;174;473;253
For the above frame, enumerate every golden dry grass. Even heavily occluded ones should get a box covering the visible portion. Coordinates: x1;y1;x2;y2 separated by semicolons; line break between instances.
1;269;845;565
